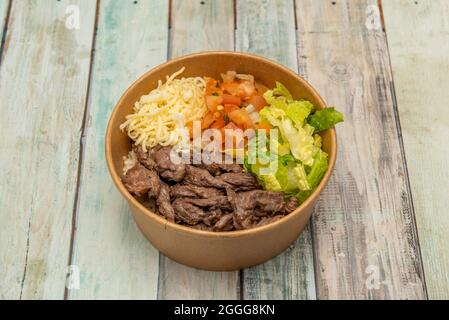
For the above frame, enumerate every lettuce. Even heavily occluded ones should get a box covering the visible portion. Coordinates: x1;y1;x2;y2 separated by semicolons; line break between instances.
306;150;328;189
246;82;342;203
307;107;344;132
272;82;293;101
285;100;314;127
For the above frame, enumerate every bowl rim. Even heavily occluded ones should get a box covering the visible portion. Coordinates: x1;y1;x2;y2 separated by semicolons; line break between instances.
105;51;337;239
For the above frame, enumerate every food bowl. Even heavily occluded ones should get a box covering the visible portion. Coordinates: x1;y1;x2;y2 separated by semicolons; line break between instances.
105;51;336;271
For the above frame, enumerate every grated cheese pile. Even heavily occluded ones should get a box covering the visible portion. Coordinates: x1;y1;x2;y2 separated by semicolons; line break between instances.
120;67;207;151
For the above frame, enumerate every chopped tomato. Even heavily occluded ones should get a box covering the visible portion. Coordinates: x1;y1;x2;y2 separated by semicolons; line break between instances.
255;82;269;95
223;104;239;114
205;77;223;96
238;80;256;99
221;94;241;106
210;116;225;129
221;81;241;96
228;108;255;129
206;95;223;112
201;111;216;129
221;81;256;100
249;95;267;111
255;121;272;134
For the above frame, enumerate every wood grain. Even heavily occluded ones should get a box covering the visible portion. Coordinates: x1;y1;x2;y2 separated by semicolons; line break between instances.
382;0;449;299
0;0;96;299
0;0;9;39
157;0;239;300
295;0;426;299
68;0;169;299
236;0;317;300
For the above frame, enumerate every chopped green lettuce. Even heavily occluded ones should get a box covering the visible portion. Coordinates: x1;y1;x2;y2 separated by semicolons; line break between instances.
307;107;344;132
245;82;342;203
285;101;314;127
272;82;293;101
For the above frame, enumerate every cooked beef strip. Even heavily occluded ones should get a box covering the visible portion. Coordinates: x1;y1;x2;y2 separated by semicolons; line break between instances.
195;163;222;176
227;189;285;222
151;146;186;182
203;207;223;227
233;215;259;230
170;184;224;199
213;213;234;231
196;163;243;176
122;164;159;197
182;196;231;210
172;198;206;225
217;172;261;191
283;196;299;214
134;145;157;170
184;165;230;189
156;182;175;222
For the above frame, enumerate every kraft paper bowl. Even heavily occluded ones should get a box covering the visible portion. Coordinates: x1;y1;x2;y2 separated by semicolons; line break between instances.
105;52;337;271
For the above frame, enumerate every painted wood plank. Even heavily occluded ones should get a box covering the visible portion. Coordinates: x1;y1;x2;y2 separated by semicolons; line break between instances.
0;0;8;35
236;0;317;300
157;0;239;300
295;0;426;299
0;0;96;299
382;0;449;299
68;0;169;300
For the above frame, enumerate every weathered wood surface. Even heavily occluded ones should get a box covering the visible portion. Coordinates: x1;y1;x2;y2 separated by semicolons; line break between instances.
68;0;169;299
1;0;447;301
382;0;449;300
158;0;239;300
0;0;96;299
295;0;426;299
236;0;316;300
0;0;9;41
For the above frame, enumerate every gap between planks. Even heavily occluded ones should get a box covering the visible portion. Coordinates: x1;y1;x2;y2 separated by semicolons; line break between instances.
64;0;101;300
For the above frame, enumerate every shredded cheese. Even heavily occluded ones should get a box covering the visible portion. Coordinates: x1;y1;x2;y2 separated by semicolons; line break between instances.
120;67;207;151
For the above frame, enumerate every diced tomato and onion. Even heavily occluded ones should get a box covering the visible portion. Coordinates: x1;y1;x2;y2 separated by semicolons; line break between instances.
200;71;271;143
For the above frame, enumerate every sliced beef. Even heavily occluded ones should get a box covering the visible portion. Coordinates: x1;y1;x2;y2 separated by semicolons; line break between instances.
203;207;223;227
156;182;175;222
184;165;230;189
217;172;261;191
283;196;299;214
170;184;224;199
172;198;206;225
195;163;222;176
134;145;157;170
196;163;243;176
182;196;231;210
218;163;244;173
213;213;234;231
122;164;159;197
227;189;285;229
152;146;186;182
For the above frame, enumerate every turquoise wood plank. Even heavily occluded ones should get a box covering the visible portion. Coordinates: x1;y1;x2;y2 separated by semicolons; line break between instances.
0;0;8;33
0;0;96;299
68;0;169;299
236;0;317;300
157;0;239;300
383;0;449;299
295;0;426;299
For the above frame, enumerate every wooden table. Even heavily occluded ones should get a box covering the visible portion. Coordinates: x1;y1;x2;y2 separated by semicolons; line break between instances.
1;0;448;300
